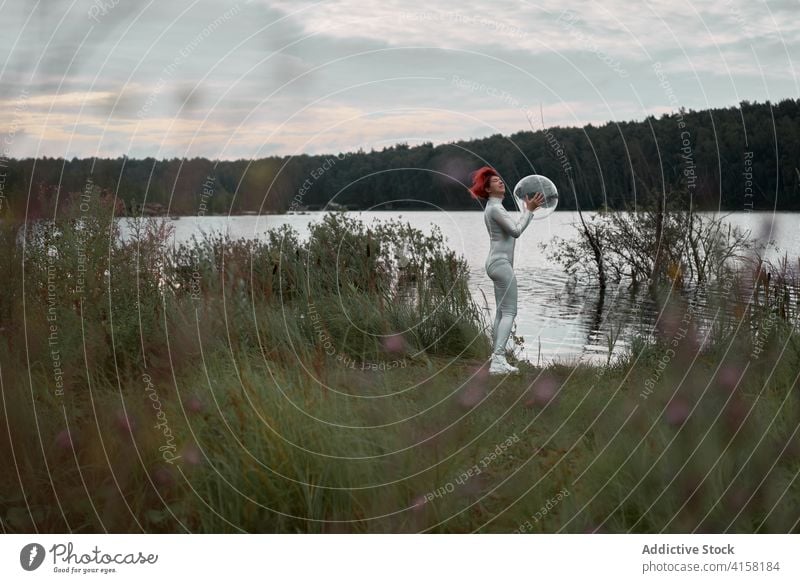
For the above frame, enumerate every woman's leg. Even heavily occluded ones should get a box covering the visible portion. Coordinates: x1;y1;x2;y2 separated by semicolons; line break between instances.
487;260;517;356
491;298;502;346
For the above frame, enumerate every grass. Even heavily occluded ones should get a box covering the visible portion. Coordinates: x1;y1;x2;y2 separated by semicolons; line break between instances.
1;194;799;533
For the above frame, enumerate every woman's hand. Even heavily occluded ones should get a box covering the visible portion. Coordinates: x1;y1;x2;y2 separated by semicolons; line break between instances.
524;192;545;212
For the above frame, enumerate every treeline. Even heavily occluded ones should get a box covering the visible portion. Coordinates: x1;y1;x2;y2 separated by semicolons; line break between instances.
1;98;798;217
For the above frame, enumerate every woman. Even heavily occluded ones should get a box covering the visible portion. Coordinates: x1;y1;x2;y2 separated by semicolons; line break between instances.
469;166;544;375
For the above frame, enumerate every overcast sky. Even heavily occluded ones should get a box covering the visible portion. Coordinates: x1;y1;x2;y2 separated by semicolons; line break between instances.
1;0;797;160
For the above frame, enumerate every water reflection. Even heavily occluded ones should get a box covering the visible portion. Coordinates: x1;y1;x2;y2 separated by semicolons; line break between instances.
110;211;799;366
484;261;798;366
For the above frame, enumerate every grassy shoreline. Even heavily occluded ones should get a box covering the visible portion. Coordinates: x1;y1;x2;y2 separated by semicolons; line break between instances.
1;196;799;533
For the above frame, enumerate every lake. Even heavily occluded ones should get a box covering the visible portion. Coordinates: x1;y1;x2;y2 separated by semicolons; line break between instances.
123;211;799;365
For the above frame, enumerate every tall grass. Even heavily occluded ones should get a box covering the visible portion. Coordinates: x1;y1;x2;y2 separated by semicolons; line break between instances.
1;194;799;533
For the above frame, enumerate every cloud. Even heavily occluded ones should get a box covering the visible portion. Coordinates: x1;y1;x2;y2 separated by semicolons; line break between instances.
0;0;797;159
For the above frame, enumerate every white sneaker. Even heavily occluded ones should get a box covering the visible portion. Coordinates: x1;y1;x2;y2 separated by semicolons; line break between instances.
503;359;520;374
489;354;507;375
489;354;519;375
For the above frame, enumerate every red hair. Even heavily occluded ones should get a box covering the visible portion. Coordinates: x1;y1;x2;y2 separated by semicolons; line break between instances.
468;166;499;200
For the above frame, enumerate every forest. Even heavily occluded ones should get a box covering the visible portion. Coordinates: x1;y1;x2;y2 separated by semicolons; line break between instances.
1;98;798;217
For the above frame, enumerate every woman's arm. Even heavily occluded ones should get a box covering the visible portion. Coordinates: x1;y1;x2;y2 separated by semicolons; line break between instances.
490;203;533;238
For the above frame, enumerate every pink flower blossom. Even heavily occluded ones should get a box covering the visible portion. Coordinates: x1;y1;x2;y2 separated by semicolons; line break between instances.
411;495;427;511
184;396;203;414
181;443;202;466
725;488;748;511
664;397;691;426
152;465;174;488
473;364;490;383
382;333;406;354
717;366;743;393
457;383;486;408
115;410;136;434
524;376;559;408
54;429;74;451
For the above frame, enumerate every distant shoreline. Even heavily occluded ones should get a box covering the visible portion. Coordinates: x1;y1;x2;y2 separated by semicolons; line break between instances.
129;209;799;219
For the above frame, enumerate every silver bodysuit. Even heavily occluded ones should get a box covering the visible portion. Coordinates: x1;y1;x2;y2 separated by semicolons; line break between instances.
483;196;533;355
